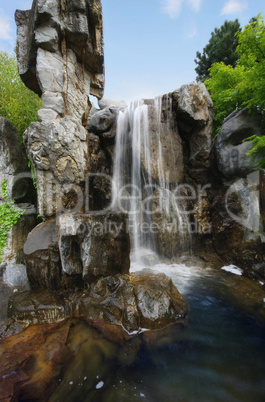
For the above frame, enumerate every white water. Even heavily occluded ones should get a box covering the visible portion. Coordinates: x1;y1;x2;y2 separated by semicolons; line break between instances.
112;97;190;264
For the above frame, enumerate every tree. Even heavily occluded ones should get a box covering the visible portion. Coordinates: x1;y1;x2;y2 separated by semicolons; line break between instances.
205;14;265;137
194;19;241;82
0;52;42;139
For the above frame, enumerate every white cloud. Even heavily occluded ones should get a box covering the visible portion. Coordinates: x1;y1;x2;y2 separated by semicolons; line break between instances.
221;0;248;15
162;0;202;19
188;0;202;12
0;16;12;41
162;0;184;19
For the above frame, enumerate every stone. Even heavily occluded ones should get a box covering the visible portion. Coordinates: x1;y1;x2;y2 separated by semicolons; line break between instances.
87;107;118;138
98;97;127;110
41;91;65;116
211;108;263;179
1;203;37;264
23;219;62;290
7;270;188;333
37;108;58;122
15;0;104;100
73;275;140;332
173;82;214;168
58;212;130;283
0;117;32;202
15;1;105;218
152;188;190;257
23;116;90;217
131;269;188;329
2;263;30;290
143;95;185;184
211;172;262;258
211;187;245;256
260;169;265;229
8;290;66;325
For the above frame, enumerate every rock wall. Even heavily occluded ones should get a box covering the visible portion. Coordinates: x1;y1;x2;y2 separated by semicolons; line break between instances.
0;118;37;263
15;0;104;218
210;110;265;280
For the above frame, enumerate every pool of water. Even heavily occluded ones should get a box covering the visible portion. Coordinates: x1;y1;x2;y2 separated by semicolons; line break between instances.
49;257;265;402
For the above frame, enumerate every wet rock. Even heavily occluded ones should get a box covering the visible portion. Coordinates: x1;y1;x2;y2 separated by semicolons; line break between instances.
0;320;72;401
58;212;130;283
173;82;214;169
152;188;190;257
211;187;245;255
211;108;263;179
7;271;188;333
131;269;188;330
8;290;67;325
73;275;140;332
144;95;185;184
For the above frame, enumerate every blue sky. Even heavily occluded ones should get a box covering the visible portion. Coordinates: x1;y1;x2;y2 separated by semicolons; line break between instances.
0;0;264;102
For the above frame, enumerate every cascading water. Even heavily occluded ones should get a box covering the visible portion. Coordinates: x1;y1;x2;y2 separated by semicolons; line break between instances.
112;96;191;264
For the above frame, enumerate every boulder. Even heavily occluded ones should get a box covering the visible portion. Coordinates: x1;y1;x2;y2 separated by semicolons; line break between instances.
23;220;63;290
7;270;188;333
58;212;130;283
173;82;214;169
132;269;188;330
98;97;127;110
87;107;118;138
211;108;263;179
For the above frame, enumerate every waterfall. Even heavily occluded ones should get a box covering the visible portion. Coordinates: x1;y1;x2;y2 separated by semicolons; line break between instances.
112;97;190;263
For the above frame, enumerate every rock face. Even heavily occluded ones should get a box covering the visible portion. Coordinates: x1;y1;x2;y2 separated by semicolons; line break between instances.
24;212;130;289
211;170;265;279
152;188;190;257
0;118;32;202
144;96;185;184
212;108;263;180
173;82;214;169
59;212;130;282
7;270;188;333
15;0;105;218
0;118;37;263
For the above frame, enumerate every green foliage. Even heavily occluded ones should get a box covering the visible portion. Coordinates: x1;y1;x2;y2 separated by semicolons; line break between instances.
205;14;265;137
195;19;241;82
0;51;42;138
244;135;265;168
0;179;24;261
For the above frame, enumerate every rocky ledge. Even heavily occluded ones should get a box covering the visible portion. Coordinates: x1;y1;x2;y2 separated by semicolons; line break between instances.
1;269;188;340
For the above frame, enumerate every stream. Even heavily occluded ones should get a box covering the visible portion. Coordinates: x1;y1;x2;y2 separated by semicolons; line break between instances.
49;254;265;402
